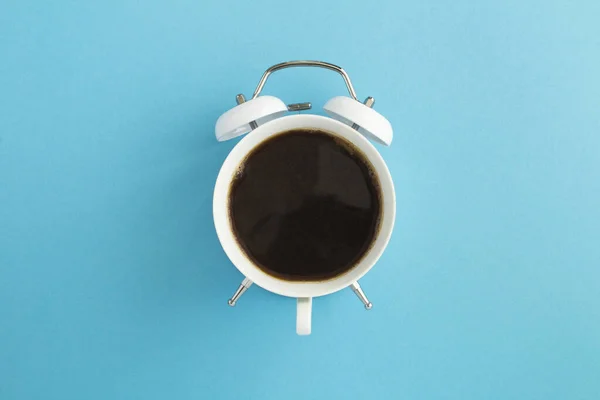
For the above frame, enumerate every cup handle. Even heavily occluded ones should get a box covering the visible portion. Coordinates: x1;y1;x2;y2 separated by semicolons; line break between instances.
296;297;312;335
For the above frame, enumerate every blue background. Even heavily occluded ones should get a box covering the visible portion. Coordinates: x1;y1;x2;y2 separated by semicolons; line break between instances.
1;1;599;399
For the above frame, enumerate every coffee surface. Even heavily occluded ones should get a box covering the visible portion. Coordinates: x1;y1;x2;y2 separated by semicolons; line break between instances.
229;129;381;281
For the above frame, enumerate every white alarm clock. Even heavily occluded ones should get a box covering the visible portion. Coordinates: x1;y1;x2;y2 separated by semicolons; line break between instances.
213;61;395;335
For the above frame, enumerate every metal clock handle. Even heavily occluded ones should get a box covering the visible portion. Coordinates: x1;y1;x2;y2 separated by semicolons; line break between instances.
251;60;375;131
251;60;360;101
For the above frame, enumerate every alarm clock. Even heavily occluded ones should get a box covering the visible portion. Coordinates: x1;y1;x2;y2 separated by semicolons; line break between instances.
213;61;395;334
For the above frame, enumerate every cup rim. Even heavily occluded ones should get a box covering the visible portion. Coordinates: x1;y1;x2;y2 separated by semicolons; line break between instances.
213;114;395;298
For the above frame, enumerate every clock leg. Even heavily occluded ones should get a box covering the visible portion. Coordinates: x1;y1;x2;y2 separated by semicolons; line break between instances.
350;281;373;310
227;277;253;306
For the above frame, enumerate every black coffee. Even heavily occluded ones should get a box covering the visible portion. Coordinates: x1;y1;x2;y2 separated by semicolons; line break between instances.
229;129;381;281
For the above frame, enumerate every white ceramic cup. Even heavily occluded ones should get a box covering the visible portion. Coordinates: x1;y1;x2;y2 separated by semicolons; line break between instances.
213;114;395;334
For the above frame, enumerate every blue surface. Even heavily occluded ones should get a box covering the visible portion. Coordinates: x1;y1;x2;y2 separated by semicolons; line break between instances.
1;1;599;399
